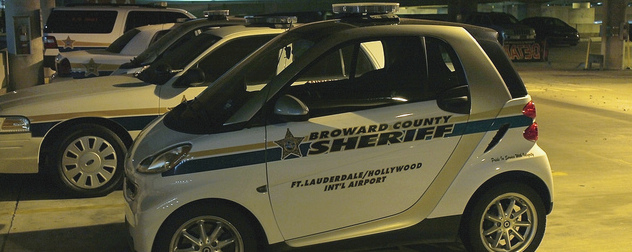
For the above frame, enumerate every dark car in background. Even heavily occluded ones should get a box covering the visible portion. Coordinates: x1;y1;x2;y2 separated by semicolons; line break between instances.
464;12;536;44
520;16;580;46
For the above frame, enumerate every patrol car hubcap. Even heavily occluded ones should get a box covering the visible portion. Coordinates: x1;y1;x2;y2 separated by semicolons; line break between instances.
171;217;243;252
480;193;537;251
61;136;117;189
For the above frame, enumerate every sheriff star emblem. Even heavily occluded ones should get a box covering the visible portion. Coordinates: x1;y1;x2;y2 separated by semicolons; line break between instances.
274;129;305;159
84;58;100;77
62;36;75;49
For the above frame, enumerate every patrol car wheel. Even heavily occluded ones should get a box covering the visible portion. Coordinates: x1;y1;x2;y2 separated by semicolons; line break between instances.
461;183;545;252
51;124;125;197
153;204;258;252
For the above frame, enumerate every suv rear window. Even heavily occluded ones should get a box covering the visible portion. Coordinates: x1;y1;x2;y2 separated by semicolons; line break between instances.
44;10;117;33
125;11;190;32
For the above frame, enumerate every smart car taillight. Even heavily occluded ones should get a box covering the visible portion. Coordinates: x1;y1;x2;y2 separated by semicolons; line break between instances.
522;101;538;141
524;122;538;141
523;101;536;119
43;36;57;49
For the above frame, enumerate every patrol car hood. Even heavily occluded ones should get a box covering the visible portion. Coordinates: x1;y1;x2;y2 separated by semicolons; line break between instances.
61;49;135;65
0;75;151;115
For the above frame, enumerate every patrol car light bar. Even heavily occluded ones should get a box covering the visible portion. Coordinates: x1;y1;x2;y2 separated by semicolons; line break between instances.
0;116;30;133
245;16;298;28
332;3;399;15
204;10;230;20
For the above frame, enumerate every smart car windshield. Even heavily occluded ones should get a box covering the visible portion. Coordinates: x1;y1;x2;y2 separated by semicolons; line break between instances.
163;26;327;133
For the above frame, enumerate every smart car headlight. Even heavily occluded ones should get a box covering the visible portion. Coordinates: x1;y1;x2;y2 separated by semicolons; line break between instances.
137;144;192;174
0;116;30;133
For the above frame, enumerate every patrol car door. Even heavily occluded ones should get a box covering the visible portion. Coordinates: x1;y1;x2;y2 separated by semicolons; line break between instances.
266;37;471;239
158;35;276;110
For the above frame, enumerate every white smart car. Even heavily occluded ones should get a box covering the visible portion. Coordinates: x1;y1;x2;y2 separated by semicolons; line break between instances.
0;21;289;197
124;3;553;252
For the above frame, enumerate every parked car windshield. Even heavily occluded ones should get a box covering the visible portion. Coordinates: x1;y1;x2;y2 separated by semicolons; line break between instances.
106;28;141;53
491;13;519;24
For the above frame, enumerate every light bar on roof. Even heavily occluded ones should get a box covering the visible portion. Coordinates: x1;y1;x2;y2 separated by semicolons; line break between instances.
332;3;400;15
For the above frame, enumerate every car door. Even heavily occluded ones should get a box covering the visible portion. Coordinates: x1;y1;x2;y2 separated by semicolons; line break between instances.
266;36;471;239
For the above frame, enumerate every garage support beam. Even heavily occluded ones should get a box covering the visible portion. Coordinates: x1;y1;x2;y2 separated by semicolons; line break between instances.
601;0;627;70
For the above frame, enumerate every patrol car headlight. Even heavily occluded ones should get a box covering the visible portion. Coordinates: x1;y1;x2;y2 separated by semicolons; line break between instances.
137;144;192;174
0;116;30;133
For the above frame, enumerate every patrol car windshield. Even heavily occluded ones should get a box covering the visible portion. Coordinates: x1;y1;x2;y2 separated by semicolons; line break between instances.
130;25;227;67
163;27;326;134
136;32;221;84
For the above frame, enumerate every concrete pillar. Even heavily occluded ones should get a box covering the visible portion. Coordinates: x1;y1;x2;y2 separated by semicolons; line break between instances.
5;0;44;91
601;0;627;70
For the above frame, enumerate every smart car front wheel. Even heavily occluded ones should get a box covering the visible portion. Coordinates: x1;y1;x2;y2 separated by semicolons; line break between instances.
461;183;546;252
153;203;259;252
50;124;125;197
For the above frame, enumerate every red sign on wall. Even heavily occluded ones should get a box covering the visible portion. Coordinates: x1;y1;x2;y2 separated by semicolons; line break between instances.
503;41;548;62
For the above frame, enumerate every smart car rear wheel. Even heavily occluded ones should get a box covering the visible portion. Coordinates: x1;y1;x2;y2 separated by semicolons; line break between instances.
153;204;259;252
461;183;545;252
50;124;125;197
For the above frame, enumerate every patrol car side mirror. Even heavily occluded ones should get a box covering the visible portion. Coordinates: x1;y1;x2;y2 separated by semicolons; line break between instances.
437;85;470;114
174;68;206;88
274;94;309;121
137;62;174;85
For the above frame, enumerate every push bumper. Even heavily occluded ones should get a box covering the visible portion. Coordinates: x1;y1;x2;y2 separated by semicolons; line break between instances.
0;133;40;173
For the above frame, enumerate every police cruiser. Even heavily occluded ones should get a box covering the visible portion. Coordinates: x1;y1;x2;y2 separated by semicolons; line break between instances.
124;3;553;252
0;18;292;197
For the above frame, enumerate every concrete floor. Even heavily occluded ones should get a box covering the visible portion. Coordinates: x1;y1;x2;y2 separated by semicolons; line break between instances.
2;40;632;252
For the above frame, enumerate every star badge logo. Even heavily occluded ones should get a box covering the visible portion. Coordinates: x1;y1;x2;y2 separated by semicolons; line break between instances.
274;129;305;159
62;36;75;49
83;58;100;77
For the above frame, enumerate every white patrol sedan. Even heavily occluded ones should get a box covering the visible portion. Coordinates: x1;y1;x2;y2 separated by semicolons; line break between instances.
55;23;175;79
0;22;289;197
124;3;554;252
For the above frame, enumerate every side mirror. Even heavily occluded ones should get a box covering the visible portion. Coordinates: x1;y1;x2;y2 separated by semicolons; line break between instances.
274;94;309;121
174;68;206;88
137;62;176;85
437;85;470;114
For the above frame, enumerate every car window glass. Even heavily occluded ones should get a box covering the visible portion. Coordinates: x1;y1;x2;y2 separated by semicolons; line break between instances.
106;28;140;53
426;37;467;90
151;30;170;45
284;37;429;118
158;32;222;70
195;34;277;84
44;10;117;33
125;11;188;32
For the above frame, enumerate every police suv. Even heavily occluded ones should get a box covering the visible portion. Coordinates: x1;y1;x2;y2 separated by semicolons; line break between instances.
124;3;554;252
0;20;289;197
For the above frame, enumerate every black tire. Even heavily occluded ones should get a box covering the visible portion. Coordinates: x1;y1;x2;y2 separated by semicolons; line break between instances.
461;183;546;252
153;203;259;252
49;124;125;197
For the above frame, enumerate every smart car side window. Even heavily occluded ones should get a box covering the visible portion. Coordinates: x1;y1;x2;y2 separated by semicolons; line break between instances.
425;37;470;114
286;36;429;118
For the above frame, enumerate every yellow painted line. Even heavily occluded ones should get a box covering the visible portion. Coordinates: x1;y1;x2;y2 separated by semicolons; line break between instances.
14;203;126;215
552;171;568;176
